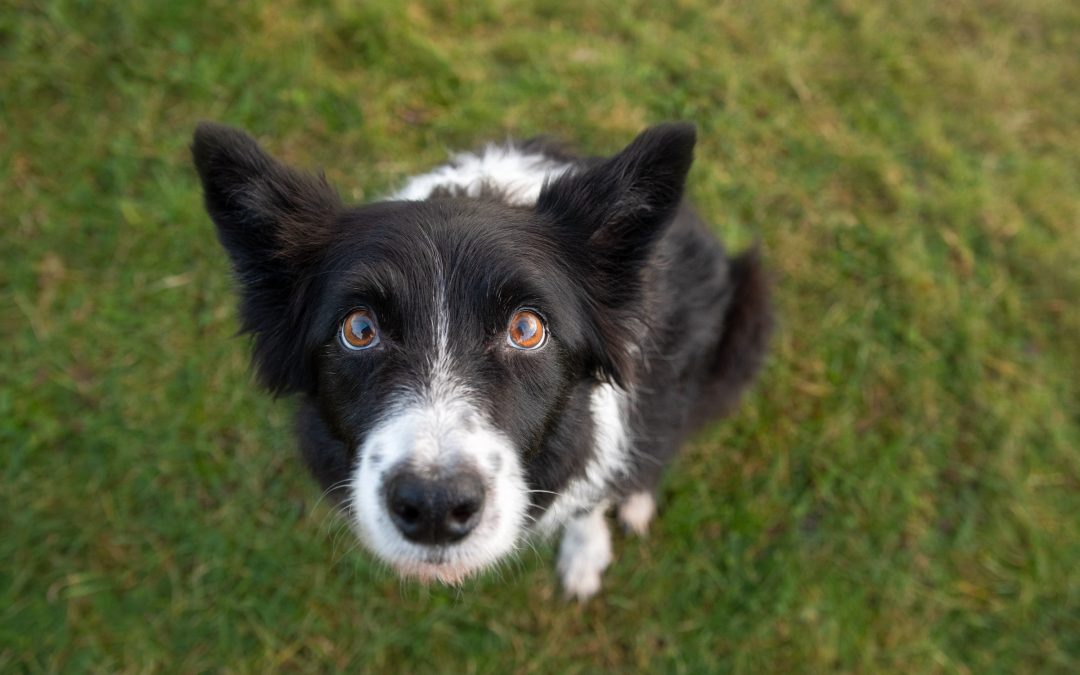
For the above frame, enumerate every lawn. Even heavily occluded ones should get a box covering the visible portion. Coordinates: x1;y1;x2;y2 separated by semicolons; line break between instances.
2;0;1078;671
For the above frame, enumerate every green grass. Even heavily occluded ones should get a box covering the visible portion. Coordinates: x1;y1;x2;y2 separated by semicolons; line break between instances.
3;0;1079;671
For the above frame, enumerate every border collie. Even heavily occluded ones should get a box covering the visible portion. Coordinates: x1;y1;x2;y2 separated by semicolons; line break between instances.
192;122;771;599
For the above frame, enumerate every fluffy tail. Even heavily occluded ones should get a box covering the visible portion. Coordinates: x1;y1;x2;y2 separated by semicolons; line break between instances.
692;247;774;427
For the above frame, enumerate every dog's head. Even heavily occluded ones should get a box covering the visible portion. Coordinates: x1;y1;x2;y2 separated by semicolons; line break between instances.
193;123;695;582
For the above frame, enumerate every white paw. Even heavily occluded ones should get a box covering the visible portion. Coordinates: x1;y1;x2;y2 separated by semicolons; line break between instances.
617;491;655;536
557;508;612;601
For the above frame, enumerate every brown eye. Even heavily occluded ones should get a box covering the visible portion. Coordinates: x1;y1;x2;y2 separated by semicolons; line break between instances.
341;308;380;350
507;309;546;350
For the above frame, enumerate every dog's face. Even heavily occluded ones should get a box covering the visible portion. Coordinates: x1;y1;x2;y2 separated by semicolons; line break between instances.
305;201;598;582
193;123;695;582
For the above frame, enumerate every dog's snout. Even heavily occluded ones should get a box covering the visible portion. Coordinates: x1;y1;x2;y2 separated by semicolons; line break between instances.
385;469;486;544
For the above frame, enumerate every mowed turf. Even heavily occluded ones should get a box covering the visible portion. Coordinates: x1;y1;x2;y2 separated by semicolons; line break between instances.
2;0;1078;671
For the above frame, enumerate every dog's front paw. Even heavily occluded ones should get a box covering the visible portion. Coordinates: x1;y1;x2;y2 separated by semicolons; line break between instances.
557;508;612;601
617;491;656;536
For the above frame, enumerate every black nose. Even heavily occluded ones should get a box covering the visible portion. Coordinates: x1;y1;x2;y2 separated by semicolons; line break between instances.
385;469;486;544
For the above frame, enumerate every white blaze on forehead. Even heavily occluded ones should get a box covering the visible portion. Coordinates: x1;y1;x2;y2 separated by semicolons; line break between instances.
391;144;573;207
429;249;457;406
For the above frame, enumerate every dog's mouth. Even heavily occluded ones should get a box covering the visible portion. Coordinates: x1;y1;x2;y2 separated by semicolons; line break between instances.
392;553;500;586
346;515;524;585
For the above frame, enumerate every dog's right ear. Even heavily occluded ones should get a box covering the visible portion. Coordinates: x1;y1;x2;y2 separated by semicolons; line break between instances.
192;122;341;395
192;122;341;269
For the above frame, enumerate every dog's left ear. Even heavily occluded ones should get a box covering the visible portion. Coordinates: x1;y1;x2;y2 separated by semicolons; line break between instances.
536;123;696;383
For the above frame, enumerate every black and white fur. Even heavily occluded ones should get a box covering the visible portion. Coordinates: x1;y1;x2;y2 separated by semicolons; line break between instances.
193;122;771;599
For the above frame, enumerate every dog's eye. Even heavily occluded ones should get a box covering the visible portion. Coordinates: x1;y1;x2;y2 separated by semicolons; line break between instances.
507;309;546;350
341;308;380;350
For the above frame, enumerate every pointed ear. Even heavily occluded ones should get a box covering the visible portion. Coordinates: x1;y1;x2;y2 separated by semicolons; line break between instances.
535;123;696;384
192;122;341;395
536;122;696;267
192;122;341;267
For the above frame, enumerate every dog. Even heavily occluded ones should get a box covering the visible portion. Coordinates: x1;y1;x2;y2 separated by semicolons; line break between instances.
192;121;771;599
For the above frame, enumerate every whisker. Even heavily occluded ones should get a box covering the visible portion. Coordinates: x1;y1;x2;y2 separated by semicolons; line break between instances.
318;478;354;502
